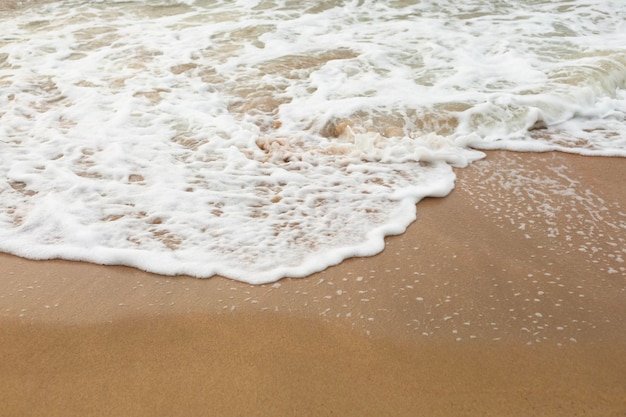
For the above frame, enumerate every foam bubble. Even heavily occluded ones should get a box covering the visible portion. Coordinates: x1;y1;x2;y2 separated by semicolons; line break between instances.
0;0;625;282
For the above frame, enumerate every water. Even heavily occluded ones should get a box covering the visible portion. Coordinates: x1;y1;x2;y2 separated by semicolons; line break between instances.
1;0;624;283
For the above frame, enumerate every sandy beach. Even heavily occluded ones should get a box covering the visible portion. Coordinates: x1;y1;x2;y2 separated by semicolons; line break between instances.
1;150;625;417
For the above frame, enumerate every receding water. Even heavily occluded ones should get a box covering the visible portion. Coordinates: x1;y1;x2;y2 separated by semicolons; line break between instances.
0;0;624;282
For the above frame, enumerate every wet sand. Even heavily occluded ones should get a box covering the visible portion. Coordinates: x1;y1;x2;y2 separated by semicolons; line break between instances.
1;151;625;416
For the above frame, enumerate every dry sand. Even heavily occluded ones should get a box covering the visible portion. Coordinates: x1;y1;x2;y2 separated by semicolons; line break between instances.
1;151;625;417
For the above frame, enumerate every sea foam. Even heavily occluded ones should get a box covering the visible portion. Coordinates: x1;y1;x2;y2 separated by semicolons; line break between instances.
0;0;624;282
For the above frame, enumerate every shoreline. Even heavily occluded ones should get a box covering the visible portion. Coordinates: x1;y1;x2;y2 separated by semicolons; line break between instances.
2;150;625;416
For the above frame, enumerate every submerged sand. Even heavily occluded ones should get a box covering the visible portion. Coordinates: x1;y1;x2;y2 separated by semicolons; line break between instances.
1;151;625;416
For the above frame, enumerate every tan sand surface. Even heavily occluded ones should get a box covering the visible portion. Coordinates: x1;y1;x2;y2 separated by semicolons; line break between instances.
1;151;625;416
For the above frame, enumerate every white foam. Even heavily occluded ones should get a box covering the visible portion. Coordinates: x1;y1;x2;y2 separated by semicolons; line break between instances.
0;0;625;282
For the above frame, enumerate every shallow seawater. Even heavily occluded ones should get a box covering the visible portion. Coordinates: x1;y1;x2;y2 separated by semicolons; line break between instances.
0;0;625;282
